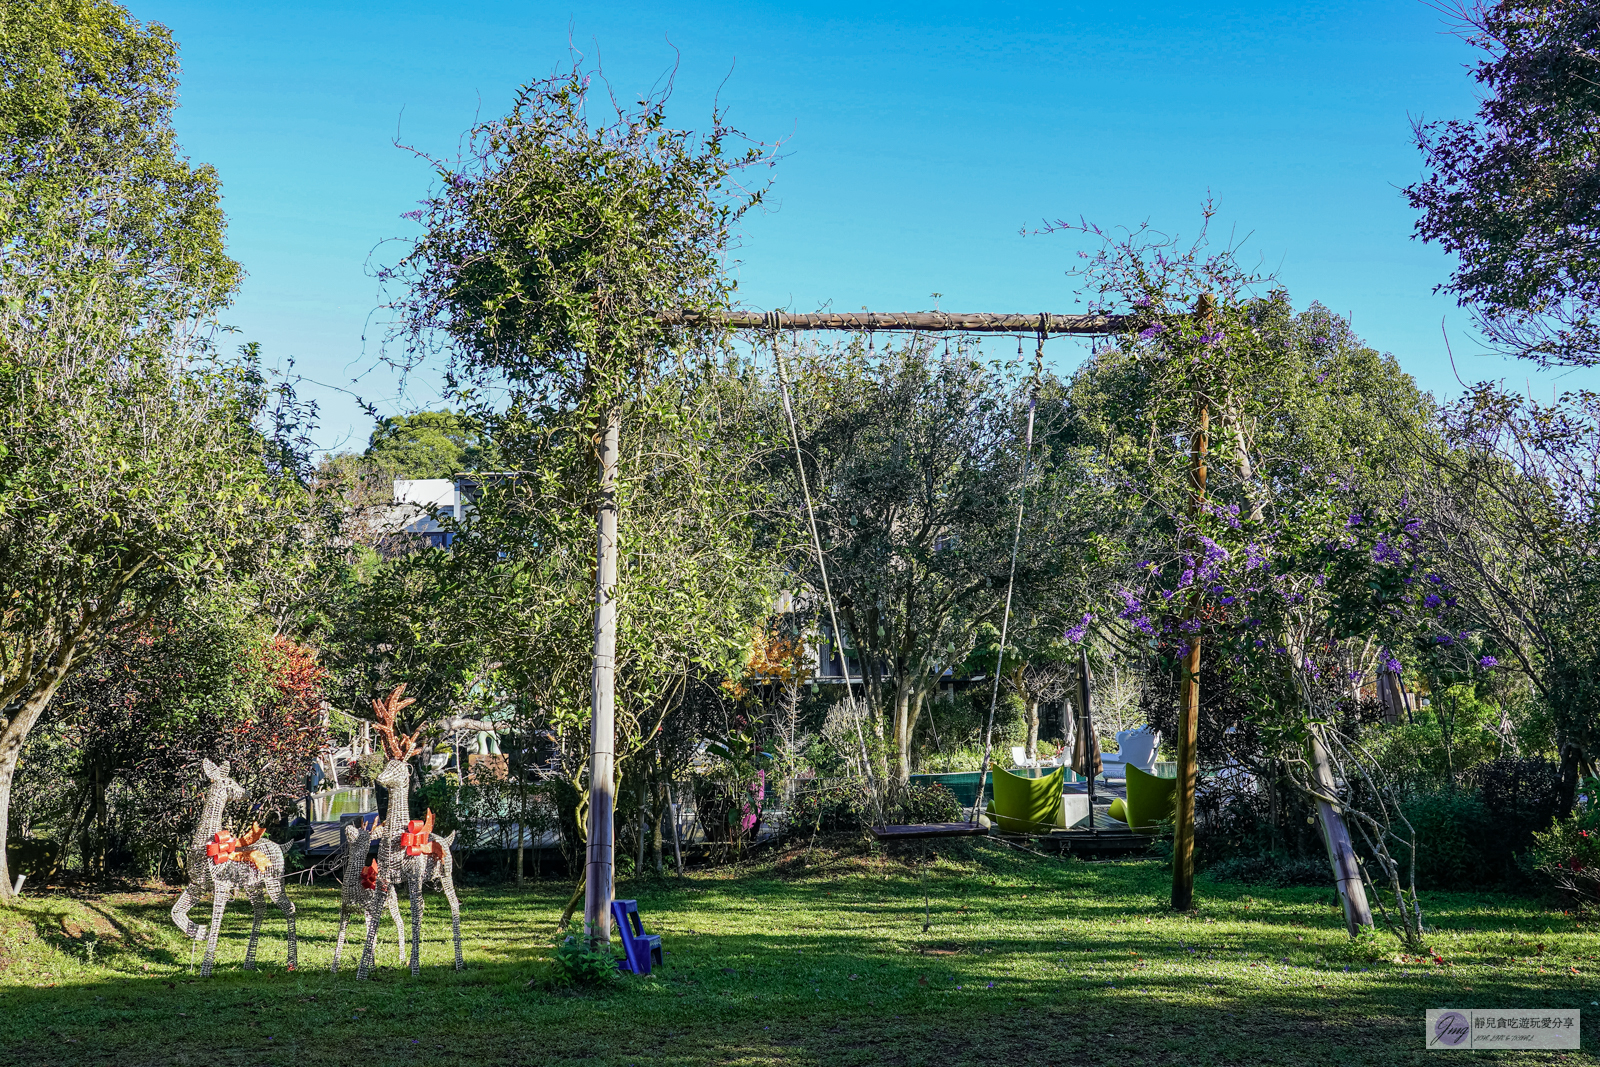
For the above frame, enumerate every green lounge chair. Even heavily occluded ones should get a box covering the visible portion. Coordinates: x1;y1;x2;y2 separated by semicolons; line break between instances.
1106;763;1177;831
985;764;1066;833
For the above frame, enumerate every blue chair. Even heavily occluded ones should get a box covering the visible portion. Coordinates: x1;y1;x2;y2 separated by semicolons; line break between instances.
611;899;662;975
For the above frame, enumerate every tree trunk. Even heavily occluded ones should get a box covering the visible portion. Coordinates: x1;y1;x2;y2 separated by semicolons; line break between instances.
893;684;913;783
651;774;665;875
1307;724;1375;935
583;405;621;944
1025;697;1040;761
0;675;68;901
1171;398;1208;913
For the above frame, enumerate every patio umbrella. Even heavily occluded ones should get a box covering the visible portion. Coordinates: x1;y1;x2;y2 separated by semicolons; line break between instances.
1071;647;1103;821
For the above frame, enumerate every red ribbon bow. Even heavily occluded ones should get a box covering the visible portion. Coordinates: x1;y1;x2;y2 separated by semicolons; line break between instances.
206;831;238;865
361;859;380;891
402;810;436;857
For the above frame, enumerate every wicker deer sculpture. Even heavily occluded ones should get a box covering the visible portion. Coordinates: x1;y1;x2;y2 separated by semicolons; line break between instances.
331;817;406;973
356;685;463;979
170;759;298;976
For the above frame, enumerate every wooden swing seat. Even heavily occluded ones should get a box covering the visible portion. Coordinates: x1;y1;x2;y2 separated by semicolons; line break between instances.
870;822;985;841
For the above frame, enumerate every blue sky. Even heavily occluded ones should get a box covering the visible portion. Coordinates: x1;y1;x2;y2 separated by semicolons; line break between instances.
140;0;1584;455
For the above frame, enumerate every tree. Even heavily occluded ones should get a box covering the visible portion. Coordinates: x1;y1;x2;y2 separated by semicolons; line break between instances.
442;365;781;918
364;409;496;479
773;337;1112;783
25;613;329;881
381;64;773;938
1394;382;1600;812
1407;1;1600;366
0;2;288;899
1060;211;1437;916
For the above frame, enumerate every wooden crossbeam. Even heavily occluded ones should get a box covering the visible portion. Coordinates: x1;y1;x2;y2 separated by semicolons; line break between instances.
657;310;1128;334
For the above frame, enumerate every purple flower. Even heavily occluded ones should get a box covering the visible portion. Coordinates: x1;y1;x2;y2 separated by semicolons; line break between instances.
1133;296;1153;309
1199;330;1225;346
1424;593;1442;610
1138;324;1166;340
1479;655;1498;668
1383;656;1401;673
1064;614;1093;643
1372;541;1402;565
1314;371;1329;384
1346;513;1363;528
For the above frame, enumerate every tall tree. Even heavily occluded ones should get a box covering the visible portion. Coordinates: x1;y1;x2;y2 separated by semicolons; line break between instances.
1407;1;1600;366
364;409;496;479
0;1;286;899
773;337;1111;783
382;63;773;939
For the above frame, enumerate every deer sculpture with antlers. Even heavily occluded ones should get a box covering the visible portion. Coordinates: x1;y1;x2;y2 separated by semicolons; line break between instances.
331;816;406;974
170;759;298;976
356;684;463;979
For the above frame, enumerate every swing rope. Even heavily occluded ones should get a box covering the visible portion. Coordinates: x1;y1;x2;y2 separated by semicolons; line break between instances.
770;327;879;807
971;323;1048;823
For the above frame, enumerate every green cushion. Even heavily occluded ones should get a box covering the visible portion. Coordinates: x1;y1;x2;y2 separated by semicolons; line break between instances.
984;764;1065;833
1123;763;1177;830
1107;797;1127;823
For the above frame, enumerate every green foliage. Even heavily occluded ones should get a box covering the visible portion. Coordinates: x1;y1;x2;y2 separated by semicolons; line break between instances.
548;933;620;990
1399;789;1495;890
1326;925;1390;964
9;607;330;879
1406;1;1600;367
0;0;239;329
776;338;1115;780
382;61;772;412
786;780;960;834
364;409;496;479
1528;801;1600;907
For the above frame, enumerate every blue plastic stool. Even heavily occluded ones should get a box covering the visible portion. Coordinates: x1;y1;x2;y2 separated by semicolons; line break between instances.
611;899;662;975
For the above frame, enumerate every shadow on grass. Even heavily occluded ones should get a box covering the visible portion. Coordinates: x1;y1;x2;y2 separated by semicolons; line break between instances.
0;861;1596;1067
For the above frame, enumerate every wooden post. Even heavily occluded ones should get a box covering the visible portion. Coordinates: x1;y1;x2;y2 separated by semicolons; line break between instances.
1308;724;1374;934
583;405;621;944
1171;392;1210;912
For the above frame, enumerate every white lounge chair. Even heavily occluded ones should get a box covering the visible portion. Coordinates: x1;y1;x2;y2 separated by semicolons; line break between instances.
1100;728;1161;779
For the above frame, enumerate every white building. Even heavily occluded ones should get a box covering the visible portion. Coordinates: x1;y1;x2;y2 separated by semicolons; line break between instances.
391;478;460;548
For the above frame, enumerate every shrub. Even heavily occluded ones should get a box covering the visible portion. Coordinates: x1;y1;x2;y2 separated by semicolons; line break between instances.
548;934;621;989
898;782;961;824
1400;788;1495;889
1326;925;1390;963
786;779;961;834
788;779;876;834
1528;805;1600;909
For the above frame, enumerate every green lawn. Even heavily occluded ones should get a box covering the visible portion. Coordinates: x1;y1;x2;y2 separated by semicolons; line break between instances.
3;841;1599;1065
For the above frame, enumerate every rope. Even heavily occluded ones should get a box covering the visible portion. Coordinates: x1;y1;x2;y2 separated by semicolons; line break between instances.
971;328;1047;823
771;331;879;810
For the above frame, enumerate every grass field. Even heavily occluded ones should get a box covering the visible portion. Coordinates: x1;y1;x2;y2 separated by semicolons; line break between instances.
2;841;1599;1065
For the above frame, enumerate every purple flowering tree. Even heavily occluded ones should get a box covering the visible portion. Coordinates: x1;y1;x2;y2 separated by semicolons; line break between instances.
1060;214;1437;925
1398;382;1600;813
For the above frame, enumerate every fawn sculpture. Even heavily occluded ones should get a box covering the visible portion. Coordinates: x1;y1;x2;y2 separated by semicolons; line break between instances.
357;685;463;979
169;759;297;976
331;818;407;973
